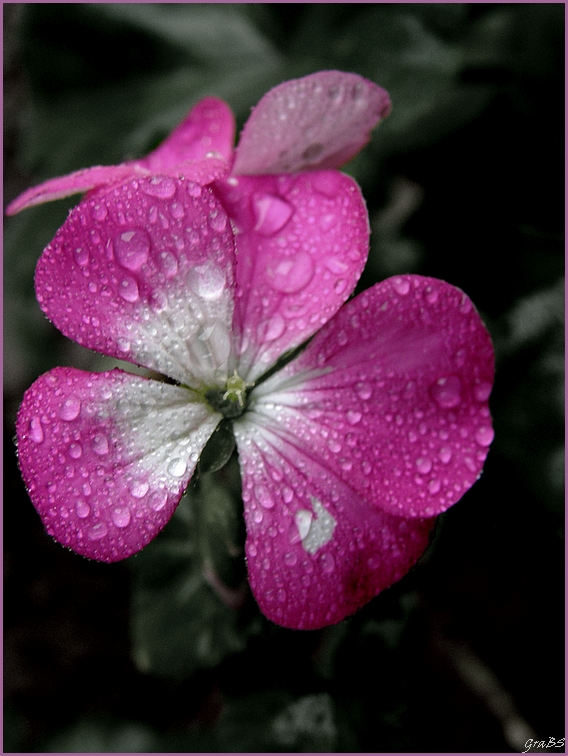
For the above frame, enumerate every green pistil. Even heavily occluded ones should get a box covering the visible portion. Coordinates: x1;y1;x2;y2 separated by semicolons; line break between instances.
205;371;250;419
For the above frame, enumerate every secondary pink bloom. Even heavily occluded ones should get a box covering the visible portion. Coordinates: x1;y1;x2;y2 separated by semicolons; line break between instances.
12;72;494;630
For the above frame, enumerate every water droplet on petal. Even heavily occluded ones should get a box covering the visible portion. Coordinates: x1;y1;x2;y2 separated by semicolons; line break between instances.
88;522;108;541
59;396;81;421
284;551;298;567
76;500;90;519
167;458;187;477
141;176;176;199
431;376;461;408
112;506;131;528
439;446;453;464
92;433;109;456
475;426;494;447
268;251;314;293
119;276;140;302
208;210;227;232
302;142;324;162
393;277;410;295
114;229;150;271
259;488;275;509
327;439;342;453
68;442;82;459
260;312;286;342
253;193;294;236
130;480;149;498
186;182;202;198
74;247;88;267
416;456;432;475
149;490;168;512
187;264;226;301
428;478;441;494
474;381;493;402
319;552;335;573
347;410;362;425
356;382;372;400
159;250;179;278
92;204;108;221
29;417;44;443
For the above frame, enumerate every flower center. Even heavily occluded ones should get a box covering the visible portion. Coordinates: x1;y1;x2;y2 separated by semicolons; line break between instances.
206;371;250;419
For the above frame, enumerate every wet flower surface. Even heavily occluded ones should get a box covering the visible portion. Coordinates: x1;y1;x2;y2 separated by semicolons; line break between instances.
12;72;494;630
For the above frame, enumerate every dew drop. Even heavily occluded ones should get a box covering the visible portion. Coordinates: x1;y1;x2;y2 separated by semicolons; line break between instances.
475;426;495;447
149;490;168;512
268;251;314;293
253;192;294;236
253;509;263;524
425;286;439;304
130;480;149;498
431;376;461;408
474;381;493;402
92;433;109;456
167;458;187;478
88;521;108;541
208;210;227;232
187;264;226;301
319;552;335;573
439;446;453;464
59;396;81;421
75;499;90;519
114;229;150;271
74;247;89;267
260;312;286;342
159;250;179;278
327;439;342;454
302;142;324;162
186;182;202;198
112;506;131;528
393;277;410;295
428;478;441;494
68;442;83;459
119;276;140;302
141;176;176;199
259;488;275;509
92;204;108;221
29;416;44;444
416;457;432;475
347;410;362;425
356;382;372;400
284;551;298;567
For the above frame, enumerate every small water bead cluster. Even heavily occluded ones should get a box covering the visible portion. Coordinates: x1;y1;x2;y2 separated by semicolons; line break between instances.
11;71;494;630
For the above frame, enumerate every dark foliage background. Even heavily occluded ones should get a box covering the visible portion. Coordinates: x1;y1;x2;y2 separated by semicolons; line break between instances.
4;3;564;752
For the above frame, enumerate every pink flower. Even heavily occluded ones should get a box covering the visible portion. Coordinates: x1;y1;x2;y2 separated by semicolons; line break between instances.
12;72;494;630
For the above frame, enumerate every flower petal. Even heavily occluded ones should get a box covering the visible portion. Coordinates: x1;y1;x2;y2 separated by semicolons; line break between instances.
16;367;221;562
5;164;141;215
214;171;369;381
35;177;237;388
233;414;433;630
232;71;391;175
250;275;495;519
143;96;235;172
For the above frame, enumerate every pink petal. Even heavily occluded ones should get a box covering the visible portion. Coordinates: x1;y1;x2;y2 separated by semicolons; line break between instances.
233;414;434;630
16;367;221;562
143;96;235;173
251;275;495;520
5;164;142;215
35;177;237;388
214;171;369;381
232;71;391;176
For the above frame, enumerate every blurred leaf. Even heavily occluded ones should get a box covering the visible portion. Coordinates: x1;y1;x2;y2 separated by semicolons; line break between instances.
129;468;259;680
45;716;158;753
217;691;340;752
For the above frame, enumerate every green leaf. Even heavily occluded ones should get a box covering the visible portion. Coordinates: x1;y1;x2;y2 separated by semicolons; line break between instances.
129;470;259;679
